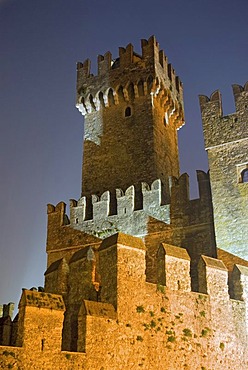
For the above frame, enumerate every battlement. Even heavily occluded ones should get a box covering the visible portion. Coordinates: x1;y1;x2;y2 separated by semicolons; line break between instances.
46;174;210;235
45;231;248;311
199;82;248;149
45;173;214;270
19;289;65;311
68;179;168;227
0;302;14;319
3;233;248;368
76;36;184;129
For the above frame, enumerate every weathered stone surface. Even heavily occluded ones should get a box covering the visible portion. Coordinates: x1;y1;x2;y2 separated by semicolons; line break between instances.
1;237;248;369
77;36;184;203
1;37;248;370
200;84;248;259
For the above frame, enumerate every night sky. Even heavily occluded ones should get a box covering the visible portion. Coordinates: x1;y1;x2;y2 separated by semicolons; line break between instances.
0;0;247;311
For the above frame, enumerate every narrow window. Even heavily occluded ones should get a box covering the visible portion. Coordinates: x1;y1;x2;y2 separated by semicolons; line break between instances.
41;338;45;351
125;107;131;117
241;169;248;183
75;218;79;224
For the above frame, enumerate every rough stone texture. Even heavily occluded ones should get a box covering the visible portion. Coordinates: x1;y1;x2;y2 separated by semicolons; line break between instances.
1;236;248;369
200;85;248;259
46;201;101;267
157;243;191;291
1;37;248;369
76;36;184;202
0;303;15;347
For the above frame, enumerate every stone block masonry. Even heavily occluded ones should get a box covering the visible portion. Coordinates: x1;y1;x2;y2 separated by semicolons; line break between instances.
76;36;184;202
1;234;248;369
200;84;248;259
1;36;248;369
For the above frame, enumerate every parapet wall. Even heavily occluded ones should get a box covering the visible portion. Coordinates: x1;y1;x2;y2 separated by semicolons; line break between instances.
199;83;248;149
46;173;215;290
46;174;212;240
2;235;248;369
77;36;183;108
76;36;184;126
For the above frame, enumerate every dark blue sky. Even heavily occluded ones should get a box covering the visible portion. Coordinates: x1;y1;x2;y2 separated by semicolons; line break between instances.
0;0;247;309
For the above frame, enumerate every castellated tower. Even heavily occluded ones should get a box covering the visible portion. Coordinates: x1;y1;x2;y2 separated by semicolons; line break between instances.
199;84;248;259
2;37;248;370
76;35;184;203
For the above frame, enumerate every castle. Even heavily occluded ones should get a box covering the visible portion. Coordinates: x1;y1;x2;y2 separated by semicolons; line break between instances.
0;36;248;370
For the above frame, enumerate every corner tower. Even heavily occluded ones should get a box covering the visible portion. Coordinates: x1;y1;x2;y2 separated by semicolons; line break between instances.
199;83;248;259
76;36;184;202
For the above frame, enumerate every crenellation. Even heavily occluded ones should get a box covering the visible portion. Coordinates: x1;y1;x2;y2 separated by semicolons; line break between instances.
231;264;248;302
44;258;69;295
232;82;248;113
2;232;248;368
2;303;14;319
98;233;146;316
198;255;229;298
142;178;162;212
199;90;222;119
97;51;112;75
119;43;135;67
170;173;190;221
47;203;55;213
70;197;86;224
200;83;248;260
62;173;214;242
196;170;212;203
92;191;110;220
232;82;248;99
16;290;65;351
158;48;167;70
116;185;135;216
200;85;248;149
141;35;160;61
76;36;183;121
77;38;184;199
157;243;191;292
78;58;91;79
231;264;248;331
167;63;174;81
2;37;248;369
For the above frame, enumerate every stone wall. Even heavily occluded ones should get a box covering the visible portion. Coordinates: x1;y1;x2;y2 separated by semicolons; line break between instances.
76;36;184;201
45;172;216;295
2;234;248;369
200;84;248;259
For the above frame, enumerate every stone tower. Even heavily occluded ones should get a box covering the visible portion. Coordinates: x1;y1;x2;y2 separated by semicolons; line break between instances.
76;36;184;204
199;84;248;259
2;36;248;370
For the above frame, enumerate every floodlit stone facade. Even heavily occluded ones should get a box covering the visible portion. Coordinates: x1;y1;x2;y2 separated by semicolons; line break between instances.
199;85;248;259
0;36;248;370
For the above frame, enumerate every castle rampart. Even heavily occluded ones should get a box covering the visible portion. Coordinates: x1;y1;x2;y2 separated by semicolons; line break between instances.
200;83;248;260
1;37;247;369
199;83;248;149
76;36;183;117
1;234;248;369
44;173;216;292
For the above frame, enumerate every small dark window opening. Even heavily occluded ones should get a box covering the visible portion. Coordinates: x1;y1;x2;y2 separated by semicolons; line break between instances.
241;168;248;183
41;338;45;351
75;218;79;224
125;107;131;117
